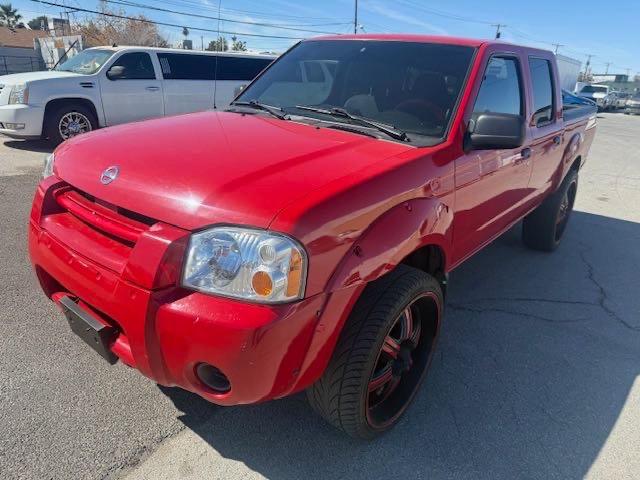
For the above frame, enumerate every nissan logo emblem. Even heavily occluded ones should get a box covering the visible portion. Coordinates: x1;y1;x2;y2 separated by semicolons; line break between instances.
100;166;119;185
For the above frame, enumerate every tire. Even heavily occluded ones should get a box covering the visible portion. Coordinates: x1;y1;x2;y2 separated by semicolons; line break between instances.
307;265;443;439
522;169;578;251
44;103;97;145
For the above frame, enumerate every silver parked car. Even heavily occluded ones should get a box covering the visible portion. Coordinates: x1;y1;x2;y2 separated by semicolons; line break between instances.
577;84;615;111
625;93;640;115
613;91;631;109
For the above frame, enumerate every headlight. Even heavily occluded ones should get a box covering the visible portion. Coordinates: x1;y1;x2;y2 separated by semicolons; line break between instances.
8;84;28;104
42;153;55;179
182;227;307;303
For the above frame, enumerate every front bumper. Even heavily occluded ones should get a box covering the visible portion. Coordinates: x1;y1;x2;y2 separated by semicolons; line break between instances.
0;104;44;138
28;178;356;405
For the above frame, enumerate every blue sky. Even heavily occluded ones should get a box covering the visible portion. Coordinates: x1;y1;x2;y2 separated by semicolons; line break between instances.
13;0;640;76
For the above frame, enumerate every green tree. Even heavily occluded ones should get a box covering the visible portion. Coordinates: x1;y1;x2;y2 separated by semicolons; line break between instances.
231;35;247;51
206;36;228;52
27;15;48;31
0;3;23;28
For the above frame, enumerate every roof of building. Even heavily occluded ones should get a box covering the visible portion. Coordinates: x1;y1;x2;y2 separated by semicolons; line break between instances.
0;27;48;49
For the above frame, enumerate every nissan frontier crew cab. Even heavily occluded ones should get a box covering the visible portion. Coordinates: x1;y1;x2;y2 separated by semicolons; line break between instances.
29;35;597;439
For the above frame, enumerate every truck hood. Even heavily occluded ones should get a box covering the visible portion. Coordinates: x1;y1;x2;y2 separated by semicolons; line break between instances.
0;70;81;85
54;111;413;230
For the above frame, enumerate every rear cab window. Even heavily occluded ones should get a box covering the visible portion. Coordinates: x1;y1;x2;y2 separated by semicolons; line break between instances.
528;57;555;126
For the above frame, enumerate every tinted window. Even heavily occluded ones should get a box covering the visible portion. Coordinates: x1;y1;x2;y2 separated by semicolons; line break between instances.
529;58;554;125
110;52;155;80
216;56;272;81
473;57;522;116
237;40;475;142
303;61;325;82
581;85;607;93
158;53;215;80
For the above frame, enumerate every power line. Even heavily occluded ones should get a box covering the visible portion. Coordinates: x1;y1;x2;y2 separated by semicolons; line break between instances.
30;0;311;39
99;0;345;35
154;0;350;23
397;0;496;25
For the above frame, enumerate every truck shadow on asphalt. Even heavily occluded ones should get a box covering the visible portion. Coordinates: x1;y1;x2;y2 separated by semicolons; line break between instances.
160;210;640;479
2;139;54;154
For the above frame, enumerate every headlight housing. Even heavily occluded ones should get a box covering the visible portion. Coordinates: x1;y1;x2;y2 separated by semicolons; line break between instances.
8;84;28;105
182;227;307;303
42;153;55;179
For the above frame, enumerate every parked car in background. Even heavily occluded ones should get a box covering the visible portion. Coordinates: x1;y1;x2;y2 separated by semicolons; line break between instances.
625;92;640;114
613;91;631;109
0;46;275;144
577;84;615;111
29;35;597;439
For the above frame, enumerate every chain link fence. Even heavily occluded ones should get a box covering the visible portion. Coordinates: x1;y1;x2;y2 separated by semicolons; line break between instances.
0;55;47;75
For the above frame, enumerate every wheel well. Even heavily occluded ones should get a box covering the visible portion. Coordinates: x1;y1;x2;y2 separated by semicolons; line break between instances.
570;155;582;172
400;245;447;296
44;98;99;129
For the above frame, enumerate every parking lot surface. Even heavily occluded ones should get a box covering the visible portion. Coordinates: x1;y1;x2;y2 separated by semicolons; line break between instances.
0;113;639;480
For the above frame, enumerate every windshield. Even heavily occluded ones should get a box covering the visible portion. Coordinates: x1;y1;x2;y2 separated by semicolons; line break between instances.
56;49;114;75
581;85;607;93
236;40;475;143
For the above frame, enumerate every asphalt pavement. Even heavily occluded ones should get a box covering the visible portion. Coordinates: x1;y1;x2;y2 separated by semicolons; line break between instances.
0;112;638;480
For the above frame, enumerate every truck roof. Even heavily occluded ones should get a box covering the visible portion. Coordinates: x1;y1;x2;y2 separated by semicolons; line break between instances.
310;34;552;55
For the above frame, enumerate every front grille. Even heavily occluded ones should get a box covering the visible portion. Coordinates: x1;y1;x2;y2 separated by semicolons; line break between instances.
53;185;158;246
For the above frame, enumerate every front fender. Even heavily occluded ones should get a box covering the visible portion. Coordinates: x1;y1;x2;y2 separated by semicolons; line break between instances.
283;196;453;395
327;197;453;291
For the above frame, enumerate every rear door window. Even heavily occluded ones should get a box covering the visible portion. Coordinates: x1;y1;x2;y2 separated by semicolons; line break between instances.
528;58;555;125
158;53;215;80
473;56;523;116
216;56;273;81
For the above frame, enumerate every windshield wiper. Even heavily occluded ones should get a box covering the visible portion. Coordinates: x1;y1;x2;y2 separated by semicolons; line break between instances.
229;100;288;120
294;105;409;142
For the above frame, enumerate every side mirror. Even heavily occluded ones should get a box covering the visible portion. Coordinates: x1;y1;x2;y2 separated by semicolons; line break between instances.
466;112;525;150
106;65;125;80
234;84;247;97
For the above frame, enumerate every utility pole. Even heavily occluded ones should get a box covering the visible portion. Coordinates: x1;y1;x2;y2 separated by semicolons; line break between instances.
552;43;564;54
584;54;594;77
491;24;505;39
354;0;358;34
605;62;611;75
625;68;631;79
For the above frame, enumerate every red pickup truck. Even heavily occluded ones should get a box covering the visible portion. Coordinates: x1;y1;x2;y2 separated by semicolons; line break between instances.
29;35;597;439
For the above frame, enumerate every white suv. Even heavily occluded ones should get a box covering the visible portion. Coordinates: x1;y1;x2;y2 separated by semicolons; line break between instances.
0;46;275;144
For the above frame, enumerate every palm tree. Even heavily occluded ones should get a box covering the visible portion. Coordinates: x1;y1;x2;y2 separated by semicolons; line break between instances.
0;3;23;28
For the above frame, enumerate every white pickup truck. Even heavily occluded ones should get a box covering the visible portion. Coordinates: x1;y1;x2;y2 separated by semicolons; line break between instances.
0;46;275;144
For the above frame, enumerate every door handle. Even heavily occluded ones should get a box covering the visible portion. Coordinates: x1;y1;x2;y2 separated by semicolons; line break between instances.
520;147;532;160
146;86;160;91
553;135;562;145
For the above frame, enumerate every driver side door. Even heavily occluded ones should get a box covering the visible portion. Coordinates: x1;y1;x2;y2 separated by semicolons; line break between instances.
99;51;164;126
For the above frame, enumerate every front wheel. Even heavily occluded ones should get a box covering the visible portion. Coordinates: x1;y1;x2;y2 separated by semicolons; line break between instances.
306;265;443;439
522;169;578;251
45;103;97;145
